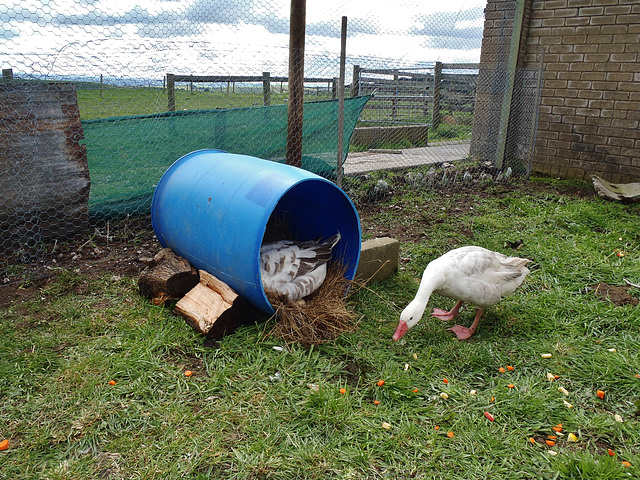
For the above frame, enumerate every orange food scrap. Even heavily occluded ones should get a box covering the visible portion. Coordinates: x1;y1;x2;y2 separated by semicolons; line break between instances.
552;424;563;433
443;378;449;384
547;435;557;441
184;370;193;377
596;390;605;399
412;388;419;393
339;388;346;394
546;440;556;446
499;367;506;373
374;400;380;405
434;425;440;430
0;439;8;451
529;438;536;444
491;396;495;403
377;380;385;387
447;431;454;438
622;461;631;468
608;449;615;456
507;384;515;389
635;374;639;379
507;365;515;371
108;380;117;385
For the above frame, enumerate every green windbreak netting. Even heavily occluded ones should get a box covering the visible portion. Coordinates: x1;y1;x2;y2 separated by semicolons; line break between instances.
82;95;370;219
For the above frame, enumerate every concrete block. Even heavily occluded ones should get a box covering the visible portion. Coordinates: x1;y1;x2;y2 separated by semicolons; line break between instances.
356;237;399;284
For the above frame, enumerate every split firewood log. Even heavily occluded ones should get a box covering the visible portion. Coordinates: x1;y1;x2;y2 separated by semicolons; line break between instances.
175;270;260;339
138;248;199;304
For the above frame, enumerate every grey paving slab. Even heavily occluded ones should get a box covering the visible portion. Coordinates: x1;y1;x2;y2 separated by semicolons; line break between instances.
344;141;470;175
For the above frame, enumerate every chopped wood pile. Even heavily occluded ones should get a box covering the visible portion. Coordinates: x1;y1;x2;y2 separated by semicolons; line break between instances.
175;270;259;339
138;248;199;304
138;249;356;344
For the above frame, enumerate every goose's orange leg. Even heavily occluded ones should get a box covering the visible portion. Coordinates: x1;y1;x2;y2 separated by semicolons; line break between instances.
432;300;464;321
448;309;484;340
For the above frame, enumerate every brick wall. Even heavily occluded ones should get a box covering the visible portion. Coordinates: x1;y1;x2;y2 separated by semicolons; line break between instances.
525;0;640;182
474;0;640;182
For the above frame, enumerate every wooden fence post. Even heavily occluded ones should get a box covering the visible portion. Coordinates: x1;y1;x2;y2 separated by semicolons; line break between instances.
351;65;361;97
494;0;526;169
2;68;13;83
423;77;430;117
337;16;347;188
432;62;442;130
262;71;271;106
167;74;176;112
286;0;306;168
391;74;398;121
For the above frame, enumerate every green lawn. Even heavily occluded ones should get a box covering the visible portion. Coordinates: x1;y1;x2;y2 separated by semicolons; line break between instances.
1;175;639;479
77;86;298;120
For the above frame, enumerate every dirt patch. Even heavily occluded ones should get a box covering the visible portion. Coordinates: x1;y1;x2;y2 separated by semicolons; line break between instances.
164;348;208;377
1;216;160;308
589;283;639;307
338;356;370;388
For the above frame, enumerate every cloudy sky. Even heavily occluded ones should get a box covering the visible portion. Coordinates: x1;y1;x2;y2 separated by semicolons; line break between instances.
1;0;485;82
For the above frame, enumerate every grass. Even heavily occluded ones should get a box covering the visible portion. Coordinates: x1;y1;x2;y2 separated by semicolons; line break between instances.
1;177;639;479
77;86;302;120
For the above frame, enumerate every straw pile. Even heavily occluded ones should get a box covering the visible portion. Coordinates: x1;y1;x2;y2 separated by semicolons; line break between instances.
266;263;357;346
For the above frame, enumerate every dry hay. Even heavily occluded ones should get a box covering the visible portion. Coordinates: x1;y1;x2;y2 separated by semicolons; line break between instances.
266;263;358;346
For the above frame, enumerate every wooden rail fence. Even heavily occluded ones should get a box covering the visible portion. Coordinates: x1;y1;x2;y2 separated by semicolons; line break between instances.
352;63;479;129
166;73;338;111
166;63;479;129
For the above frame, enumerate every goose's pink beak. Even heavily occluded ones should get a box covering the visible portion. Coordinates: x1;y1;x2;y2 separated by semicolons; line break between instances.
392;320;408;341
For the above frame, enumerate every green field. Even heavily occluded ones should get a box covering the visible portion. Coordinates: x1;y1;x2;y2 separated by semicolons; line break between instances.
77;86;303;120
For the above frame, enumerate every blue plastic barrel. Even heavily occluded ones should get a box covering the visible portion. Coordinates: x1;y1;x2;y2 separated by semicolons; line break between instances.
151;149;361;315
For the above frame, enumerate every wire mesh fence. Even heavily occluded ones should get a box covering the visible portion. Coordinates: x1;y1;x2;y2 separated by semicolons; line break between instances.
1;0;537;273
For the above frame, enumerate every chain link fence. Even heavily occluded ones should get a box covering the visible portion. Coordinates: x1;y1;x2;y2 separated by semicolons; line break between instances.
1;0;537;272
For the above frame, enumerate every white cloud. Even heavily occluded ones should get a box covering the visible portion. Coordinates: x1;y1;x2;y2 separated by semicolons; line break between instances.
1;0;485;79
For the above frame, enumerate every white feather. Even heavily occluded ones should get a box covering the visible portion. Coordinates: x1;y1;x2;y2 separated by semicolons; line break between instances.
260;233;341;301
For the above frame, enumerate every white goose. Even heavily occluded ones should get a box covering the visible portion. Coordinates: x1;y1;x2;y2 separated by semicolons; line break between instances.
393;246;531;341
260;233;341;302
